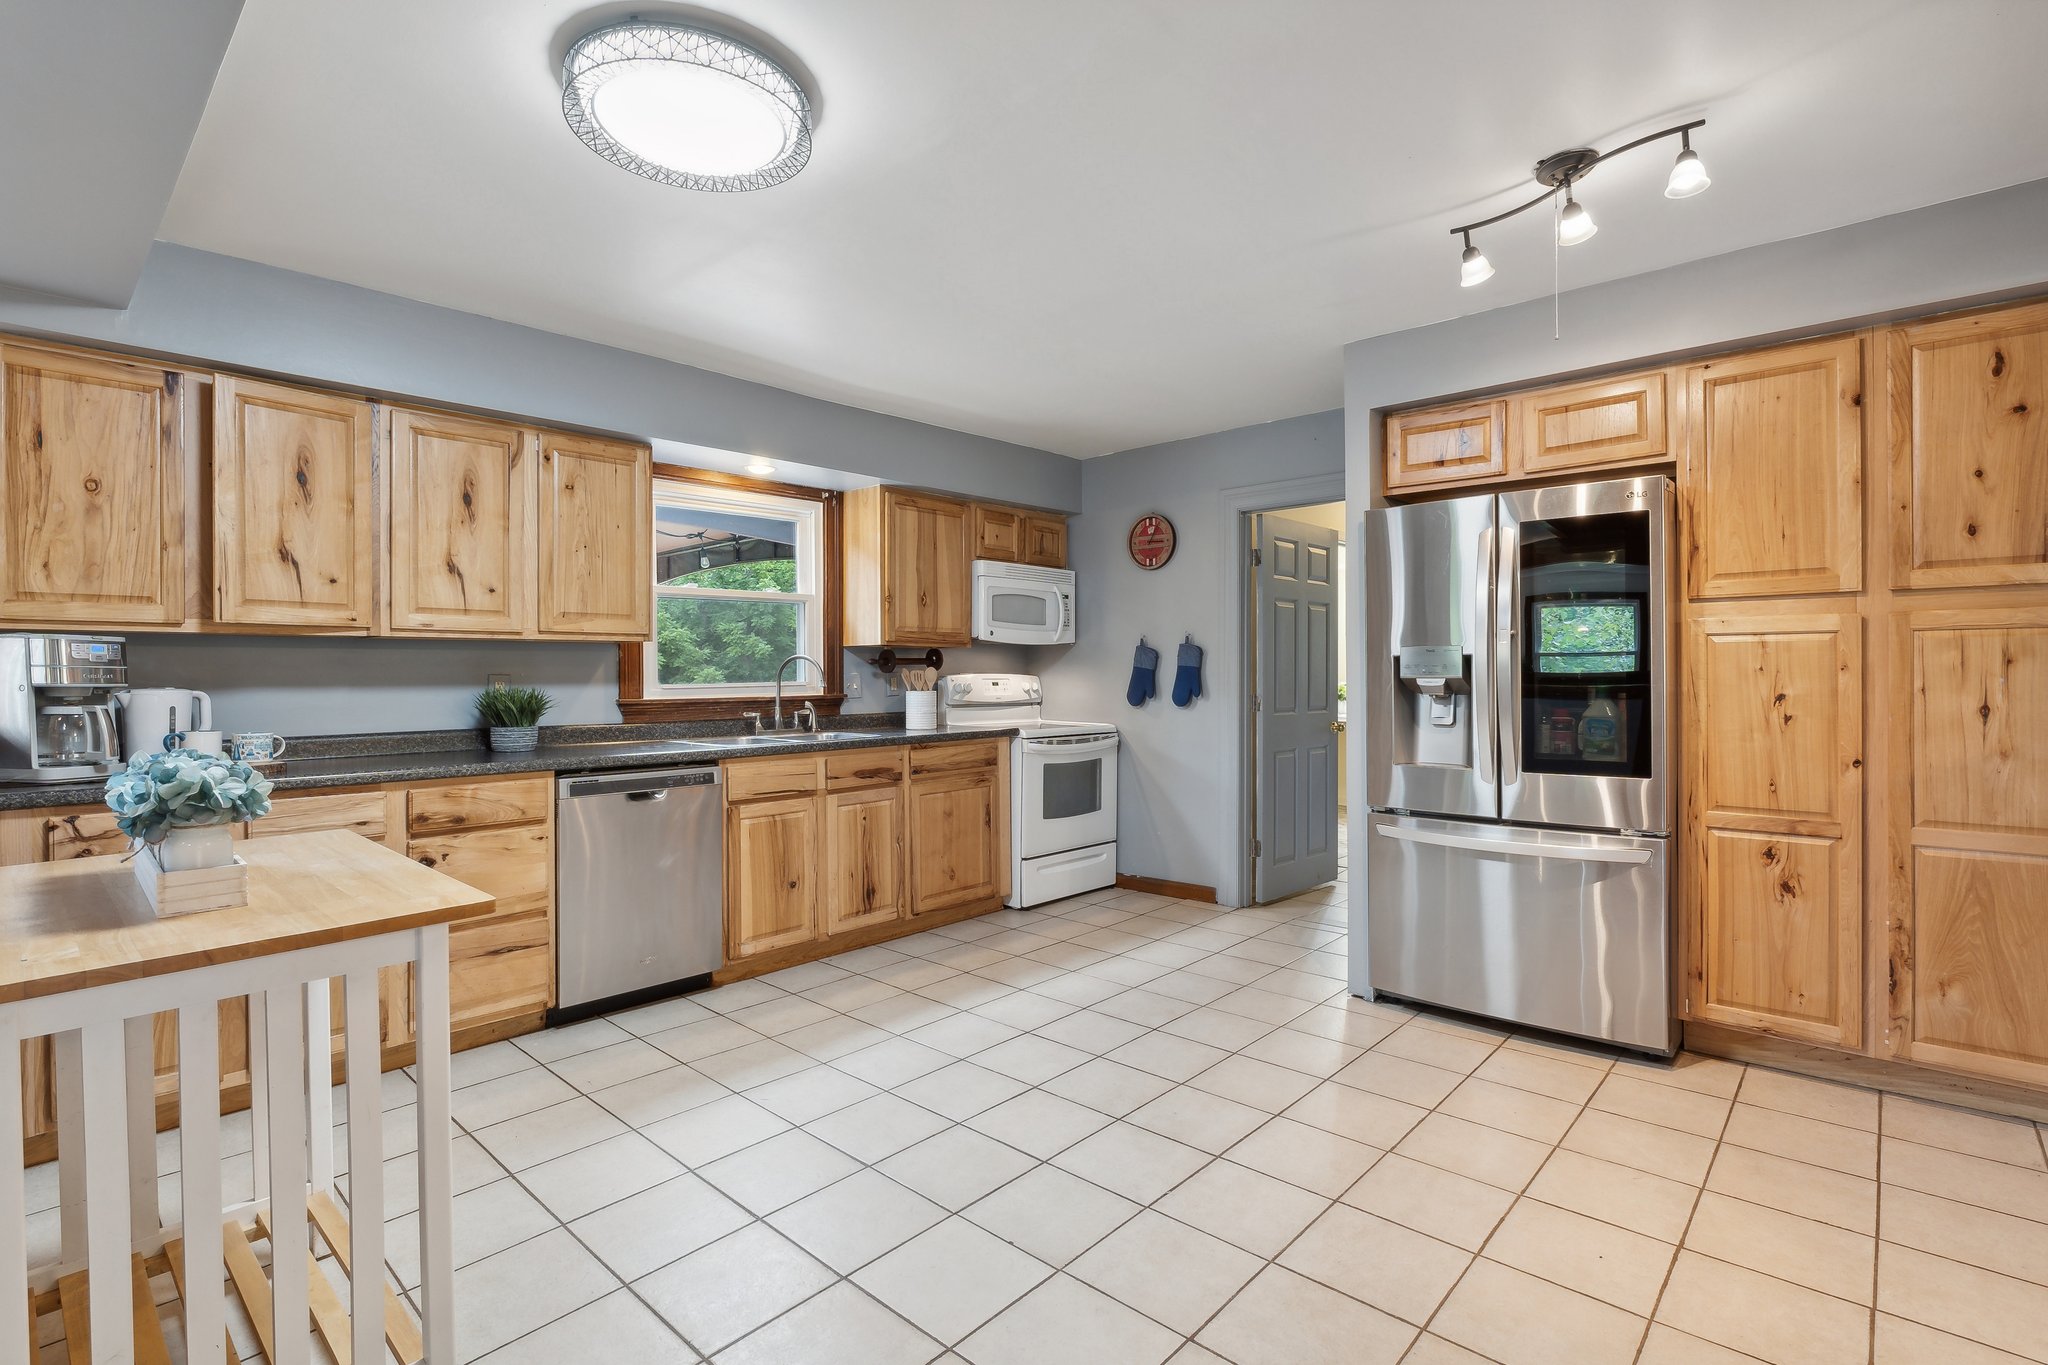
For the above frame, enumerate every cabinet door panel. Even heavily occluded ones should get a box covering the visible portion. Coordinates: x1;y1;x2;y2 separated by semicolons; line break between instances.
1384;401;1507;492
407;777;552;836
1684;614;1861;1047
1023;515;1068;569
1906;848;2048;1084
908;771;998;915
826;785;906;935
387;408;531;635
1911;622;2048;838
1515;371;1669;474
973;504;1023;562
1700;829;1853;1041
250;790;388;843
1890;606;2048;1085
538;432;651;637
1892;302;2048;588
884;491;971;645
1683;338;1862;599
728;795;821;956
212;377;374;628
0;344;186;624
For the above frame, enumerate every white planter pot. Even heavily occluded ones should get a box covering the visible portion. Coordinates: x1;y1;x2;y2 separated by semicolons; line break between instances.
156;823;236;872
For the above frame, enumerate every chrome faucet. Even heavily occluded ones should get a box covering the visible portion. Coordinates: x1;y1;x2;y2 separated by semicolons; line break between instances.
773;654;825;731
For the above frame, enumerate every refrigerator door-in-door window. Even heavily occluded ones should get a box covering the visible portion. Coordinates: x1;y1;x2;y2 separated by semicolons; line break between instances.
1366;815;1674;1054
1497;476;1673;834
1364;492;1498;821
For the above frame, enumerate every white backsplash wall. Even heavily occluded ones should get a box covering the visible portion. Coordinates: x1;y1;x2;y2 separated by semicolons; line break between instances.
840;643;1035;714
122;635;621;737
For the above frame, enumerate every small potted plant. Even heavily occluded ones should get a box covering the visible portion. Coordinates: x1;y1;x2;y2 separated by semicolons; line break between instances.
104;749;274;871
475;685;553;752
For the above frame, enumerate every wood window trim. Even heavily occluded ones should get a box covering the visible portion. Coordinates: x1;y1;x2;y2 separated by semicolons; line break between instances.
618;467;846;723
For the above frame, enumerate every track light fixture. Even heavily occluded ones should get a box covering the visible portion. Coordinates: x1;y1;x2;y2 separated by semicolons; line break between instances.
1451;119;1707;286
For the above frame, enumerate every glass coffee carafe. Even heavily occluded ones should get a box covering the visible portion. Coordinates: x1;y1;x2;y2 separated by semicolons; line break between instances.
37;702;117;764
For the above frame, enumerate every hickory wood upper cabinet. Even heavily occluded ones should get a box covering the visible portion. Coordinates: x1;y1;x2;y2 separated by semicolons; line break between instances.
972;502;1070;569
1888;299;2048;589
1513;370;1672;476
844;486;972;647
0;341;194;626
1886;605;2048;1087
212;376;375;629
1383;400;1507;493
386;408;533;635
1683;612;1864;1048
387;410;651;639
1682;337;1864;600
537;430;652;637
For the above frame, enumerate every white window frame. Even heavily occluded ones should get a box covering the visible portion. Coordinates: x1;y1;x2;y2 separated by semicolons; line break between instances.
646;481;825;699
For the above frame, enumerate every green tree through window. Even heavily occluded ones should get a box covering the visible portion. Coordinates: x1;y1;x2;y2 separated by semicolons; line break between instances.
655;559;802;687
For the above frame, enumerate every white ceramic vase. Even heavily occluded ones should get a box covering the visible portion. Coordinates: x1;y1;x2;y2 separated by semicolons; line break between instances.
156;823;235;872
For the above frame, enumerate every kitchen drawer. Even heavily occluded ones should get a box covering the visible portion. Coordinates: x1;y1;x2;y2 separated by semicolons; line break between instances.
406;775;551;835
725;754;824;802
448;907;552;1031
41;810;130;860
407;825;551;918
252;789;389;842
825;747;906;790
909;740;1001;775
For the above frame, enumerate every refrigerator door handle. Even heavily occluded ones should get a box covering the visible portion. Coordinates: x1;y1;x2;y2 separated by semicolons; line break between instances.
1473;522;1496;788
1372;820;1653;865
1494;507;1521;788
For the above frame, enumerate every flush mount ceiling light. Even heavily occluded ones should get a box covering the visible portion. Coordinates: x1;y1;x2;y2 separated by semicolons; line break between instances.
745;458;777;477
562;18;811;192
1451;119;1708;286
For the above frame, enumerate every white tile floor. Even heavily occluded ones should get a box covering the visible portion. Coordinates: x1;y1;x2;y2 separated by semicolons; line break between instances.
27;860;2048;1363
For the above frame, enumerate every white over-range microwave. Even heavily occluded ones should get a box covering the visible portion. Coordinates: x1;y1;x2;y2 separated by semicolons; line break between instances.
971;560;1075;645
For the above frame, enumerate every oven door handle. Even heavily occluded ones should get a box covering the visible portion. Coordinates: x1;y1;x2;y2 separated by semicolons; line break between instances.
1021;735;1120;755
1373;821;1652;865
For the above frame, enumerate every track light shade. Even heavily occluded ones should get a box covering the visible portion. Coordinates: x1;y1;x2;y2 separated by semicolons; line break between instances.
1557;191;1597;246
1460;239;1494;287
1665;146;1710;198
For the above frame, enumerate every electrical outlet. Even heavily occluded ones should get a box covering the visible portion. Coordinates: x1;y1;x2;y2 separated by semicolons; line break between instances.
488;673;511;691
845;671;861;697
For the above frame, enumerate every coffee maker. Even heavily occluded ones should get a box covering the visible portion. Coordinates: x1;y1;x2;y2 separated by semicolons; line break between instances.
0;634;126;783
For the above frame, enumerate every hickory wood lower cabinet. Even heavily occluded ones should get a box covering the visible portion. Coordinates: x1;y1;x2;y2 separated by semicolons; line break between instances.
722;739;1009;974
3;771;555;1160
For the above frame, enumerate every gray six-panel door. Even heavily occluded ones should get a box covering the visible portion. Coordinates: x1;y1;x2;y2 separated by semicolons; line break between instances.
1253;512;1342;902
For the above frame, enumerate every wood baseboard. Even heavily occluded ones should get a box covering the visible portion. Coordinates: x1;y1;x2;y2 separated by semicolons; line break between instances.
713;893;1010;984
1114;874;1217;904
1685;1021;2048;1124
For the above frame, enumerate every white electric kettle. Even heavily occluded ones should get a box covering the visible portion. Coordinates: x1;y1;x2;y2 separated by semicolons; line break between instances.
114;687;213;759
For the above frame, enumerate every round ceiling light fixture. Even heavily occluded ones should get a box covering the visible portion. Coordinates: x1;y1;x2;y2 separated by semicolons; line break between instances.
562;18;811;192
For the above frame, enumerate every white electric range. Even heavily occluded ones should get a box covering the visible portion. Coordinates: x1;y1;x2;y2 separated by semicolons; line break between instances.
938;674;1119;907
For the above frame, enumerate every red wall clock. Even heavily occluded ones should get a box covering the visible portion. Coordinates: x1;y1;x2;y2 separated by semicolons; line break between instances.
1128;513;1176;569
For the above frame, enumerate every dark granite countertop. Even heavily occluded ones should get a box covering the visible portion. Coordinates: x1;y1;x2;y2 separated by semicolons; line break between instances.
0;721;1016;812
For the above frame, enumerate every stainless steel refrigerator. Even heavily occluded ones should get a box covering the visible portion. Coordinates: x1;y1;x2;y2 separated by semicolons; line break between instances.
1363;474;1676;1054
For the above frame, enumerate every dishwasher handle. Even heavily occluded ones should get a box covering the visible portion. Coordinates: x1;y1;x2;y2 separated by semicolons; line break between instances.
558;766;722;800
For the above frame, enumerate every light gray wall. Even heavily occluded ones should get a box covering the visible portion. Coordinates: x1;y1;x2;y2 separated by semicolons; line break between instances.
123;636;619;737
1040;409;1345;896
0;241;1084;736
1340;174;2048;996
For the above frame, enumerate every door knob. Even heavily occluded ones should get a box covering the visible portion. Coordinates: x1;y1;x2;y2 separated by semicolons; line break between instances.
1330;720;1346;733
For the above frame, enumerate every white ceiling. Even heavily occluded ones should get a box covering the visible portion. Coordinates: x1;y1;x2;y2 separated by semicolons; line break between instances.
159;0;2048;457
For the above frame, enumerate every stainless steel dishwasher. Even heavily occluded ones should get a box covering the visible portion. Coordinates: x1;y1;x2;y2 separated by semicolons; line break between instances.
553;765;723;1023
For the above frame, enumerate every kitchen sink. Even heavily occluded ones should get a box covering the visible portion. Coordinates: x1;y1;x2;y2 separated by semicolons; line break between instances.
710;731;870;746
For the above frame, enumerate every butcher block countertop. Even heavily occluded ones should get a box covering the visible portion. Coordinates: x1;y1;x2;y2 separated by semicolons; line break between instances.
0;829;495;1003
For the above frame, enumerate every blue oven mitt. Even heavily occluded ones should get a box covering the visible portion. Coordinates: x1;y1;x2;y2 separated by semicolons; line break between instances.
1127;638;1159;707
1172;636;1204;707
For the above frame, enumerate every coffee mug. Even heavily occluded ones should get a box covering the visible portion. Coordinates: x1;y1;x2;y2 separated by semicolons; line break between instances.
184;729;224;755
232;732;288;762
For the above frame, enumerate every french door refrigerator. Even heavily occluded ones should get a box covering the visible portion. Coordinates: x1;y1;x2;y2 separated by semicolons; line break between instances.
1363;474;1676;1054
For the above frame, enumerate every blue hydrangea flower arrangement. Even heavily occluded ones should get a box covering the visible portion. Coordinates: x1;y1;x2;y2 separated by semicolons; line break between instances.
104;749;274;844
